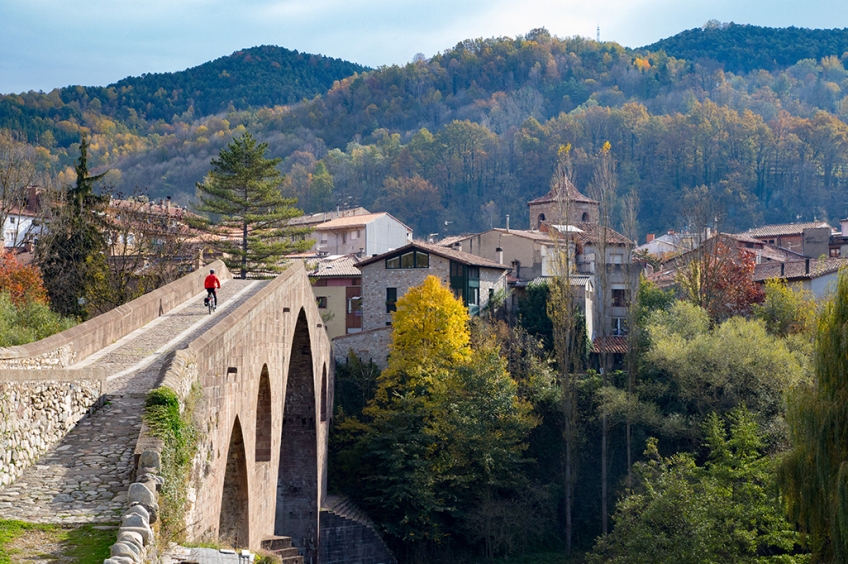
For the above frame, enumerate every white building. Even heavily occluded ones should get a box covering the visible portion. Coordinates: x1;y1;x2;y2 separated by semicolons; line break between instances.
312;212;412;257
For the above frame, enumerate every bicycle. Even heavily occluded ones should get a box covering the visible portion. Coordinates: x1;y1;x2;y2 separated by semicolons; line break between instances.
205;291;217;314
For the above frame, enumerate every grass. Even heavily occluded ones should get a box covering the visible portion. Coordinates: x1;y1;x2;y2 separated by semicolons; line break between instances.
0;520;116;564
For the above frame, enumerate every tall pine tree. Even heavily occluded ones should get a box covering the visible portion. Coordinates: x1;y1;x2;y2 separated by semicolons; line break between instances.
36;135;109;319
195;132;309;278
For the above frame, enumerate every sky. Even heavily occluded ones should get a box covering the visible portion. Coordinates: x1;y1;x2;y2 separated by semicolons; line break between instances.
3;0;848;94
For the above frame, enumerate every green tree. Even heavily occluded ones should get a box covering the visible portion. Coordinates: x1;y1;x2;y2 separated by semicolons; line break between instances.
589;409;805;564
195;131;309;278
35;135;109;318
779;269;848;562
309;160;334;211
333;277;535;555
644;301;806;442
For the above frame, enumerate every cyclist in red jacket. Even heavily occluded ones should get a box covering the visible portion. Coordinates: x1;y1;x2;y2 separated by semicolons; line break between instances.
204;269;221;307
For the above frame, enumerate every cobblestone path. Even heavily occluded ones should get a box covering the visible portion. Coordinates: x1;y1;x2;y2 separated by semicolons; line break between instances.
0;279;269;523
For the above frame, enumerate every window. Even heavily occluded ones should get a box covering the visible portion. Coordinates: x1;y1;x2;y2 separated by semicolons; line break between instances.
468;287;479;306
612;289;628;307
386;250;429;269
8;217;15;225
347;296;362;315
351;230;358;240
467;266;479;279
451;262;464;277
342;232;347;244
386;288;397;313
538;213;546;225
316;296;328;309
612;317;628;336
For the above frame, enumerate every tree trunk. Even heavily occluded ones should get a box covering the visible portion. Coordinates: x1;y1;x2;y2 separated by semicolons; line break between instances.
241;220;248;279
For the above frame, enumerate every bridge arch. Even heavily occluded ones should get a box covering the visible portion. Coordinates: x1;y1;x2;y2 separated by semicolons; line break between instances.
219;416;250;548
256;364;272;462
276;308;319;561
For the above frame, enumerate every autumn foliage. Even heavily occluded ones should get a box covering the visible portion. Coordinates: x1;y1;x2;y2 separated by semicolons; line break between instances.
676;240;764;322
0;250;48;306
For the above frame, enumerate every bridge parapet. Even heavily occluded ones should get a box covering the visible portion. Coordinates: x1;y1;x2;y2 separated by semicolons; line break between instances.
0;260;232;369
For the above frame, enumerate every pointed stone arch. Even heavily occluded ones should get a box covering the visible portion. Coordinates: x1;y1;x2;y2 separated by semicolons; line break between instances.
320;363;328;422
256;364;272;462
276;309;319;561
219;416;250;548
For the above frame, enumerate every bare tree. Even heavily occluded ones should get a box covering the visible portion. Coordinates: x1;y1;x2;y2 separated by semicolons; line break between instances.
0;130;38;248
588;141;617;534
621;190;639;490
546;144;583;553
85;194;199;315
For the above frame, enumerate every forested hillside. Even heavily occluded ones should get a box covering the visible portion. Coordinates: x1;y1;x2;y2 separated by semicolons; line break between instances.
0;45;367;154
7;27;848;238
644;22;848;74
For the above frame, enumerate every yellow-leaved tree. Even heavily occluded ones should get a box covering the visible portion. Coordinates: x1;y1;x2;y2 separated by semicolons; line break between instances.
334;275;536;555
385;274;471;378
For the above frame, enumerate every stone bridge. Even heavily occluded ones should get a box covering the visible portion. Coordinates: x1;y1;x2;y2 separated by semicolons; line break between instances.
0;260;334;562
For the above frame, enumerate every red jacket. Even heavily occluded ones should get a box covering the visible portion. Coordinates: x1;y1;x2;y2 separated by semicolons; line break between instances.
204;274;221;289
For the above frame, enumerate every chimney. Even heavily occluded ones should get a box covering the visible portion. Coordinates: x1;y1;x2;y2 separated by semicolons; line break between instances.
646;233;655;243
806;258;810;274
166;196;171;213
506;214;510;232
496;246;503;264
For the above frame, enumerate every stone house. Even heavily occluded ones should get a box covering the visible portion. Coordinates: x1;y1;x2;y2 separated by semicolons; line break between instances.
311;212;412;257
309;255;363;340
332;242;509;368
356;241;510;331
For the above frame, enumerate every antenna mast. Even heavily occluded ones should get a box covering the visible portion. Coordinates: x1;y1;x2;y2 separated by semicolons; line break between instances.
597;25;600;43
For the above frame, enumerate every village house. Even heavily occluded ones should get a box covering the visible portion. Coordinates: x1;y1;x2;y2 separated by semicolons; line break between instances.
287;206;372;229
311;212;412;257
740;221;833;257
1;186;43;250
753;257;848;299
332;241;510;368
308;254;363;340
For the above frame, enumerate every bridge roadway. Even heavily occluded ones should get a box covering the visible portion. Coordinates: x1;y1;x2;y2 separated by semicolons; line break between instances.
0;279;269;524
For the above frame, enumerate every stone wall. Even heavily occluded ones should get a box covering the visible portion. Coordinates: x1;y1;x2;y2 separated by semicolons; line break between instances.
320;511;397;564
332;328;392;371
359;257;450;331
0;370;106;487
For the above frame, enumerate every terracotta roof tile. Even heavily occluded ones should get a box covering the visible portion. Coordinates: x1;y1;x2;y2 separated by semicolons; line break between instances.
742;222;832;238
528;179;598;205
592;336;629;354
309;255;363;278
313;212;411;231
753;258;848;282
